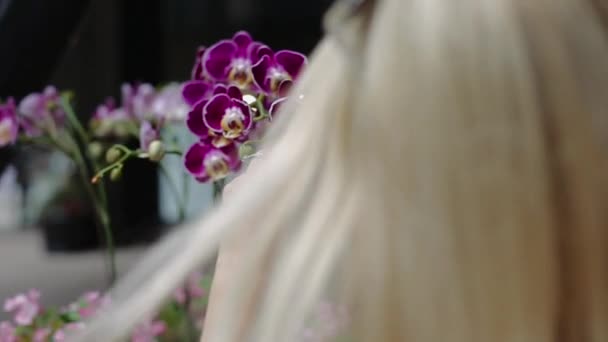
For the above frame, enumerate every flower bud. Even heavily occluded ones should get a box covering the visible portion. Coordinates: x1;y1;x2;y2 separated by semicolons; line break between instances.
239;144;255;159
105;147;121;164
110;167;122;181
114;124;129;138
148;140;165;162
88;142;103;159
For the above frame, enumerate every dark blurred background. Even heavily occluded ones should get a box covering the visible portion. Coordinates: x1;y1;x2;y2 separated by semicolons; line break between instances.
0;0;331;308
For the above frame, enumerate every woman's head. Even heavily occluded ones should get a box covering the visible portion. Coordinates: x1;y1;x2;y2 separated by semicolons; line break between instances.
77;0;608;340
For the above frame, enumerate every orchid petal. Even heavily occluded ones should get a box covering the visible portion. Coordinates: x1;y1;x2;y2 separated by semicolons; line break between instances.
275;50;307;78
203;40;237;80
182;81;212;106
203;94;232;132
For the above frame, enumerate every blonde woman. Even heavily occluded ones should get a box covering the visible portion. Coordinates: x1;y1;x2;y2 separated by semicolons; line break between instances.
76;0;608;340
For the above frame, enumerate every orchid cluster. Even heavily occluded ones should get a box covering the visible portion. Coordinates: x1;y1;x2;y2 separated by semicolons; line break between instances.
0;86;67;148
89;82;190;183
182;31;306;182
90;82;188;146
0;272;210;342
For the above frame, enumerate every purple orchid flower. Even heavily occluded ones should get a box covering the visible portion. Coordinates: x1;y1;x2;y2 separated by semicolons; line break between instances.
252;48;307;96
122;83;156;120
93;98;125;121
182;80;214;107
17;86;65;137
90;98;131;138
150;83;190;122
186;84;252;141
202;31;262;88
0;99;18;147
93;98;115;120
184;140;241;182
139;121;160;152
203;87;253;140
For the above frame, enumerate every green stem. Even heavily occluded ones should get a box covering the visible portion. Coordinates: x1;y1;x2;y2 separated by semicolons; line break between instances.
94;150;136;179
212;179;225;203
182;294;197;342
90;160;112;281
110;144;133;154
165;149;183;156
68;136;117;285
254;95;270;121
60;96;117;285
95;165;109;208
159;163;186;222
60;95;90;145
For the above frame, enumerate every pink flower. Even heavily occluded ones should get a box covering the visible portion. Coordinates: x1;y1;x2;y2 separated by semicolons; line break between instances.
17;86;65;137
150;83;189;122
173;288;187;305
33;328;51;342
67;291;109;319
122;83;156;120
53;329;66;341
0;321;17;342
3;289;41;325
173;272;206;304
53;323;85;342
0;99;18;147
131;320;166;342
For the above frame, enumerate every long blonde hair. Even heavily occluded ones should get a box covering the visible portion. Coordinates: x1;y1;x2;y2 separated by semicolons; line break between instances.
76;0;608;340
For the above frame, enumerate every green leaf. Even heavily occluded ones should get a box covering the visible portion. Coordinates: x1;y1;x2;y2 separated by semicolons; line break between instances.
158;302;186;330
14;325;34;337
60;311;81;323
35;308;61;327
200;274;214;291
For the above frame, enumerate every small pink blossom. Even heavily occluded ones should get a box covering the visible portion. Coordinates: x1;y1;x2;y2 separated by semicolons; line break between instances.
54;329;66;341
33;328;51;342
131;320;166;342
53;322;86;342
17;86;65;137
151;83;189;122
65;291;109;319
173;272;206;304
0;321;17;342
78;291;108;318
3;289;41;325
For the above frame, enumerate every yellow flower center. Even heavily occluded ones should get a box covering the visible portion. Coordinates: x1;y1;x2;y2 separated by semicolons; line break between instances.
204;152;230;181
0;120;13;145
229;59;253;88
212;136;232;148
220;107;246;139
269;68;292;93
